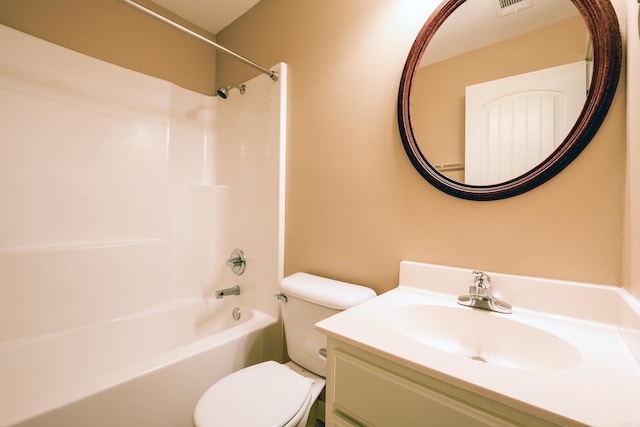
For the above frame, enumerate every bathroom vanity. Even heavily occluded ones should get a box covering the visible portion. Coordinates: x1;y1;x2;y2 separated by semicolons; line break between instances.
325;339;565;426
316;261;640;426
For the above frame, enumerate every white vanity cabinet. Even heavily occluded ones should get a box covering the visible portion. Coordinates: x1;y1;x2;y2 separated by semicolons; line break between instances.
324;338;572;427
317;262;640;426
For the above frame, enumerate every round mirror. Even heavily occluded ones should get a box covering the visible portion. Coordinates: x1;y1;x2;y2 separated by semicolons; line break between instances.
398;0;622;200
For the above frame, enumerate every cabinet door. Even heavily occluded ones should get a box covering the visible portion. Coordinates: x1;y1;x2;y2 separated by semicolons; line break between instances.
327;411;363;427
331;350;515;427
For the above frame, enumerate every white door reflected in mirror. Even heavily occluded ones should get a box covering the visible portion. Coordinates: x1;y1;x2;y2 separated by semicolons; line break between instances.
465;61;587;184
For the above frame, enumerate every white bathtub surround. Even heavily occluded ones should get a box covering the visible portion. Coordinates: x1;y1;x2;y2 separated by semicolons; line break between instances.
317;261;640;426
216;61;288;317
0;24;287;426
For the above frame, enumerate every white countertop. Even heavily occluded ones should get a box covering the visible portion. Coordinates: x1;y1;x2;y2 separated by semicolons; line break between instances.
316;261;640;426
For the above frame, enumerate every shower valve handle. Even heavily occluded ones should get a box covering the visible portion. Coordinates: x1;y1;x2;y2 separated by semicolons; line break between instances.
226;249;246;276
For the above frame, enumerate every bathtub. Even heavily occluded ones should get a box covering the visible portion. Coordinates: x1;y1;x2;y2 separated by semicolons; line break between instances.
0;298;281;427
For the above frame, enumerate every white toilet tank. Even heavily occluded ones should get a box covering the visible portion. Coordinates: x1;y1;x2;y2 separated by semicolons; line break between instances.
279;273;376;377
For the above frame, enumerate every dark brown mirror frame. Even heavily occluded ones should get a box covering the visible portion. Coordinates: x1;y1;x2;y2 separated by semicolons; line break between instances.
398;0;622;201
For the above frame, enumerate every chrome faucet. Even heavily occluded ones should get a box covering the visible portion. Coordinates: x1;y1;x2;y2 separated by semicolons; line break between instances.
457;271;512;314
215;285;241;299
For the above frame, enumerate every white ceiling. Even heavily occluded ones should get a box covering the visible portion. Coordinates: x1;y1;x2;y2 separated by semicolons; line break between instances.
147;0;581;58
150;0;262;34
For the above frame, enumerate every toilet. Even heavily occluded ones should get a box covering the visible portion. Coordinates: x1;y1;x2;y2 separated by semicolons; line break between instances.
193;272;376;427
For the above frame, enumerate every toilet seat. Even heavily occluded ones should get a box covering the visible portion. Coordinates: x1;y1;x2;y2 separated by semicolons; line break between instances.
193;361;314;427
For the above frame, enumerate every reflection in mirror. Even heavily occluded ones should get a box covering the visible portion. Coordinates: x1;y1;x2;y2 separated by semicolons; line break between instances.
398;0;622;200
411;0;589;185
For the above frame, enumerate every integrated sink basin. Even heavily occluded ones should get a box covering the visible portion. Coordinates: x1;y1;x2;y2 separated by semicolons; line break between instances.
391;304;582;370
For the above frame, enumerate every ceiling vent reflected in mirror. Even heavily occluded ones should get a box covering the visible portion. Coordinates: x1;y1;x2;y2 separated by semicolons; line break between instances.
494;0;533;17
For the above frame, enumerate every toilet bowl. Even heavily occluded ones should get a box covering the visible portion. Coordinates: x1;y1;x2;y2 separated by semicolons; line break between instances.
192;273;376;427
193;361;325;427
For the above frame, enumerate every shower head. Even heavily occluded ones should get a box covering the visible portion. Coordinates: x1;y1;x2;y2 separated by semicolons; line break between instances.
216;84;246;99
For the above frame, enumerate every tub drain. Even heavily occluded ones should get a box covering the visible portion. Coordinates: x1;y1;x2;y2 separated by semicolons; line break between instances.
232;307;241;321
470;355;487;363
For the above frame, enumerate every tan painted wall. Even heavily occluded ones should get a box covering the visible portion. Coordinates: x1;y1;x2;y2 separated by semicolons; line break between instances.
0;0;630;295
216;0;627;294
0;0;217;94
624;0;639;300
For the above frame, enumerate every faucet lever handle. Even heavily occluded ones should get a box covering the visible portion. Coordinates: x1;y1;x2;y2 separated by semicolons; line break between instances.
472;270;491;289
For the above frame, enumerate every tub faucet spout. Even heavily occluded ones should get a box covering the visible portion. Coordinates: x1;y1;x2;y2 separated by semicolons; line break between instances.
215;285;240;299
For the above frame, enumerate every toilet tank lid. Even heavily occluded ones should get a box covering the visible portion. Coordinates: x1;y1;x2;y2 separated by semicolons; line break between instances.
280;272;376;310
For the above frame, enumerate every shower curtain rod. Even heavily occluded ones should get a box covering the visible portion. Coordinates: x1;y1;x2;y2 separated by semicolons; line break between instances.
121;0;279;81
